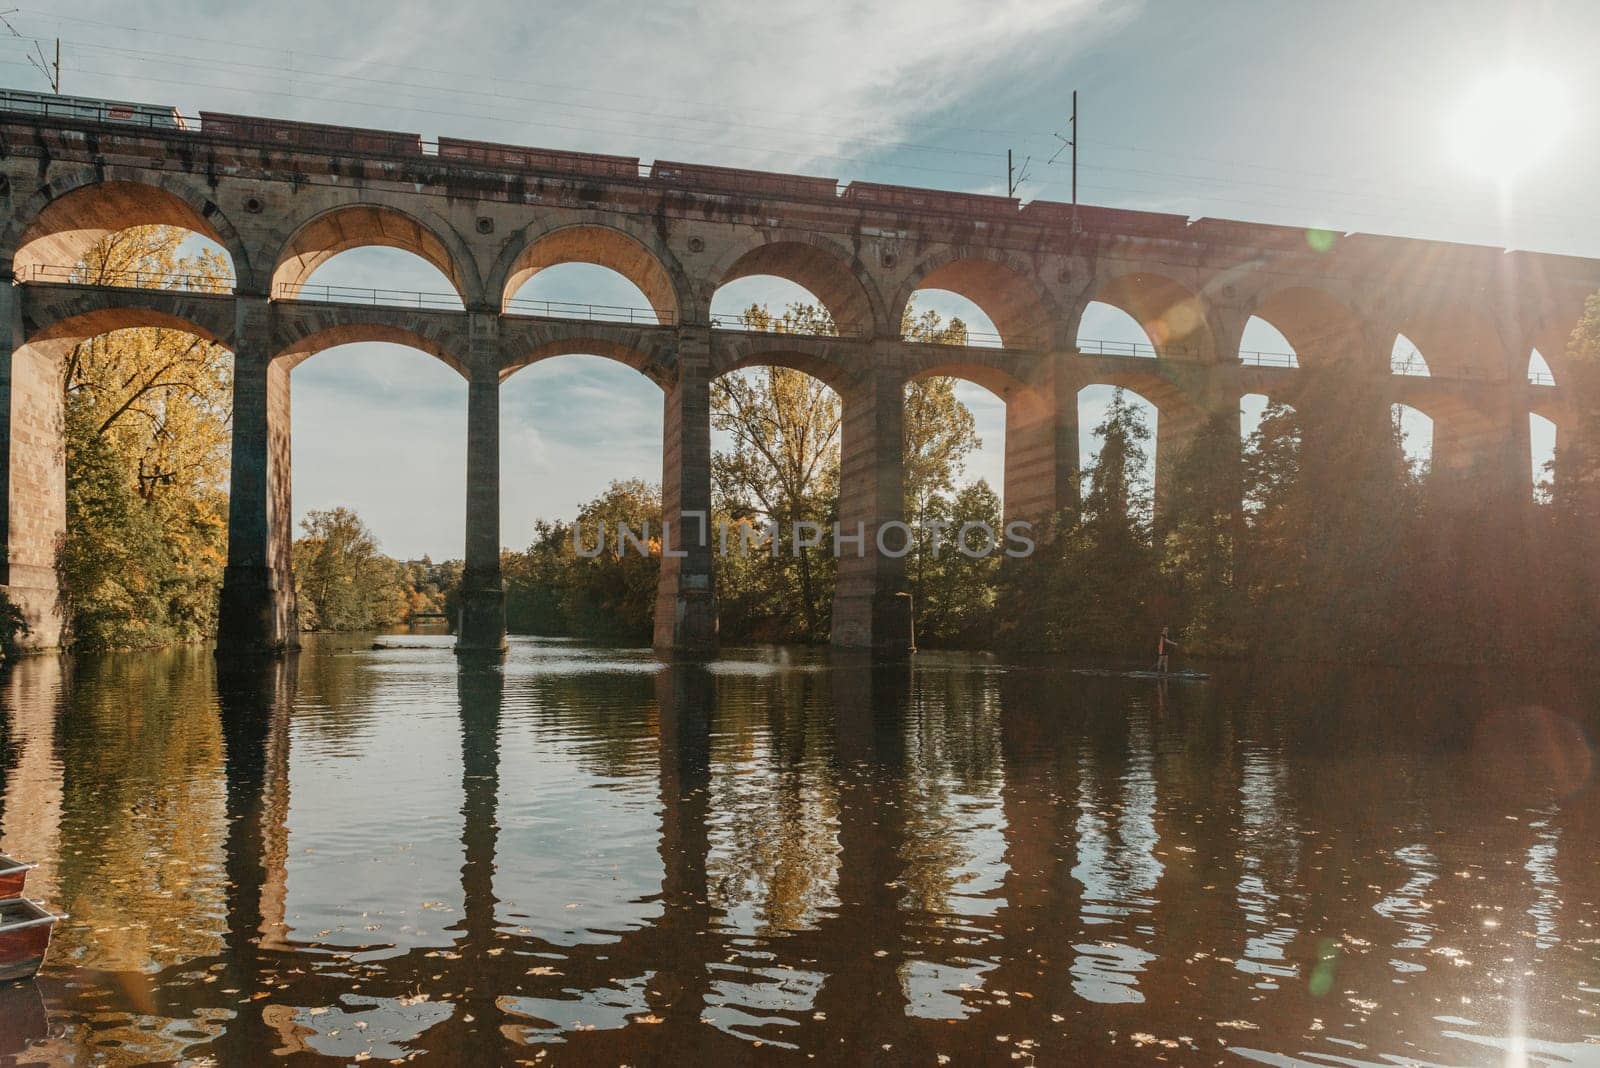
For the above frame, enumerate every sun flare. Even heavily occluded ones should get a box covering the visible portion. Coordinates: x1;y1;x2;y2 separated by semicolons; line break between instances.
1447;68;1570;182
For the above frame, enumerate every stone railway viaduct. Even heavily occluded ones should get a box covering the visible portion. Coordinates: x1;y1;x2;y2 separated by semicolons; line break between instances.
1;107;1595;655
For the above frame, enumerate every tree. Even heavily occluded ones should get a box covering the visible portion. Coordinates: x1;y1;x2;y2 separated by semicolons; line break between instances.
59;227;233;649
712;304;842;641
292;508;408;631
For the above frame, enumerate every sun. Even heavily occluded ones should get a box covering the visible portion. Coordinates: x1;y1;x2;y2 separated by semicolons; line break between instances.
1446;69;1570;182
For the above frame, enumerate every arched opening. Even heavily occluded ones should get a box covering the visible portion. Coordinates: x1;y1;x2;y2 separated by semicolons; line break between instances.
273;205;470;306
900;258;1049;349
1238;317;1298;369
288;341;469;632
1529;348;1556;387
1240;392;1273;443
12;180;239;288
1079;384;1158;521
1241;395;1299;518
903;368;1007;645
1391;334;1430;377
1077;302;1158;359
711;359;844;643
501;224;678;325
710;241;877;337
1531;412;1558;502
1391;403;1433;474
1391;303;1503;380
23;310;234;648
1078;272;1212;359
506;264;661;326
286;246;465;311
495;350;665;642
1247;286;1366;368
902;289;1002;347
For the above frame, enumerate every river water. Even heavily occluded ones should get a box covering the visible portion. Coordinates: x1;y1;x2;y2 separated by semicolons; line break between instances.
0;635;1596;1065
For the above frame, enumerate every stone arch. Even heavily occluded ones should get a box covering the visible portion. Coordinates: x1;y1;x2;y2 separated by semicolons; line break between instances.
270;201;481;305
21;288;236;355
1390;296;1511;381
709;336;856;392
1074;268;1217;360
704;232;885;337
892;250;1057;349
1245;284;1372;369
491;219;686;324
22;304;229;362
6;172;252;286
273;323;469;378
500;335;674;386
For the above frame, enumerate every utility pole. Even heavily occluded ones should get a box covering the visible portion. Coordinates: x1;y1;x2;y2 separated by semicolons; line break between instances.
1007;149;1031;199
1049;90;1081;232
1070;90;1078;231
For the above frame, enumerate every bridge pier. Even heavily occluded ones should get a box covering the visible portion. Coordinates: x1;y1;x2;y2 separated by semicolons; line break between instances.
217;298;298;655
0;281;66;649
654;328;718;655
832;364;912;657
1003;361;1080;525
456;316;507;656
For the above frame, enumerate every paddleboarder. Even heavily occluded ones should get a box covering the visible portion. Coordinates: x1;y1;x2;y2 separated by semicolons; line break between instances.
1155;626;1180;674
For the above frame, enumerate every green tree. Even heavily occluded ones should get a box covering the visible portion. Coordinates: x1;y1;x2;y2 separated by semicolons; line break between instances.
60;227;233;649
712;304;842;641
292;508;407;631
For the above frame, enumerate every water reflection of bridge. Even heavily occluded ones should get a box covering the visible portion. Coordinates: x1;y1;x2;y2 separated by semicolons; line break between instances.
1;654;1595;1061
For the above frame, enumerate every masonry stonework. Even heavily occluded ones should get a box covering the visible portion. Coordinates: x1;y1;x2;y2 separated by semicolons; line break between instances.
2;108;1596;656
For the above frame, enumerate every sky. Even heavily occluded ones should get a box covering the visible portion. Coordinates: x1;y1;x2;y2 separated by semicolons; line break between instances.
6;1;1596;558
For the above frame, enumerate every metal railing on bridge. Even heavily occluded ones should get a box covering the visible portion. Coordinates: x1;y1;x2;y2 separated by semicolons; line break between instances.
280;282;464;309
1529;369;1556;386
1076;337;1176;359
17;263;233;293
1239;349;1298;368
504;296;672;326
709;316;863;341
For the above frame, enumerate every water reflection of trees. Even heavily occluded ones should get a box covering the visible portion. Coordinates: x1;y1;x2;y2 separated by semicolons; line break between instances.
51;647;227;973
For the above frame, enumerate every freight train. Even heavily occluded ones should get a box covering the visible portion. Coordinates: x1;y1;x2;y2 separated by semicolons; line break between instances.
0;87;1051;219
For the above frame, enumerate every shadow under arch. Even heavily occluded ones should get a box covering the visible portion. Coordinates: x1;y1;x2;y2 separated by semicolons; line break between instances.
7;174;250;285
893;251;1056;349
1077;270;1215;359
495;221;684;324
1246;284;1371;369
271;202;480;304
705;235;884;337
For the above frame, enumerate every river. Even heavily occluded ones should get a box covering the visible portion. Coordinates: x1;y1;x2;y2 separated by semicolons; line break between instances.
0;635;1595;1065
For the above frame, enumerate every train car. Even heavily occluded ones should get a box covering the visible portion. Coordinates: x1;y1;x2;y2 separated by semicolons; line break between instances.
1021;201;1191;239
437;137;640;180
0;88;187;130
199;112;422;157
651;160;839;202
841;181;1019;220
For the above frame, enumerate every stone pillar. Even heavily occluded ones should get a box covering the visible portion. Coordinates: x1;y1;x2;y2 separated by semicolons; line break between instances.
1431;392;1532;508
832;364;912;657
654;326;717;654
0;281;66;648
217;297;298;654
456;313;506;655
1003;361;1080;526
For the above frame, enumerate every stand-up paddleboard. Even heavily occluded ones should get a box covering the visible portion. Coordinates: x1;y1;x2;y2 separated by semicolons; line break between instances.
1072;668;1211;681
